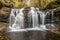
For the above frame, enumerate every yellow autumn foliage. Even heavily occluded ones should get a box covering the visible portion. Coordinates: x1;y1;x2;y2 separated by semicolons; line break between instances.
0;0;57;9
0;0;25;8
13;1;24;8
45;0;56;7
30;0;56;9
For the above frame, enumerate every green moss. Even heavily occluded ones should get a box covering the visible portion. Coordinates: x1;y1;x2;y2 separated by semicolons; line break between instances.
0;22;7;26
54;17;60;21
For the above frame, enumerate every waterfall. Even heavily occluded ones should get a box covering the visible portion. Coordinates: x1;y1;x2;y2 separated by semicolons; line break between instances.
30;7;39;28
9;9;16;28
7;7;57;32
8;8;28;32
37;10;47;29
40;12;46;29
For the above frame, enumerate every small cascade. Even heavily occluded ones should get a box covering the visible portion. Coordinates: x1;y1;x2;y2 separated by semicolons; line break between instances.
30;7;39;28
8;8;27;32
38;11;47;29
9;9;17;28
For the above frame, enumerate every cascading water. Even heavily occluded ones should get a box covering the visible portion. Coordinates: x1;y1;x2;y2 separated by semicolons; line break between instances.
7;7;57;32
30;7;39;28
6;0;58;32
9;9;18;29
5;0;59;40
39;11;47;29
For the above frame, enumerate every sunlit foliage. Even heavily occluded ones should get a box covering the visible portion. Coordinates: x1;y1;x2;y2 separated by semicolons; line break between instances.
0;0;25;8
47;0;60;9
12;0;24;8
30;0;56;9
0;0;60;9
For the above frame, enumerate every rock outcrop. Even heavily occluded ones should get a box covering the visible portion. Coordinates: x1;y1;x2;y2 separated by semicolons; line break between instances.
0;7;10;22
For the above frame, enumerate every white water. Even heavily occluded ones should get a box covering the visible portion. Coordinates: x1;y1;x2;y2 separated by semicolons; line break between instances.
9;9;18;28
30;7;39;28
7;7;56;32
38;11;47;29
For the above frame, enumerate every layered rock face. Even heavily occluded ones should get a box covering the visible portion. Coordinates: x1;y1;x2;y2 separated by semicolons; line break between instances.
0;7;10;22
0;7;10;30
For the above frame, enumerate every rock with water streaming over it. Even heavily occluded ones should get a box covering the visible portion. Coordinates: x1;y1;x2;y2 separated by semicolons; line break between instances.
6;7;59;32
